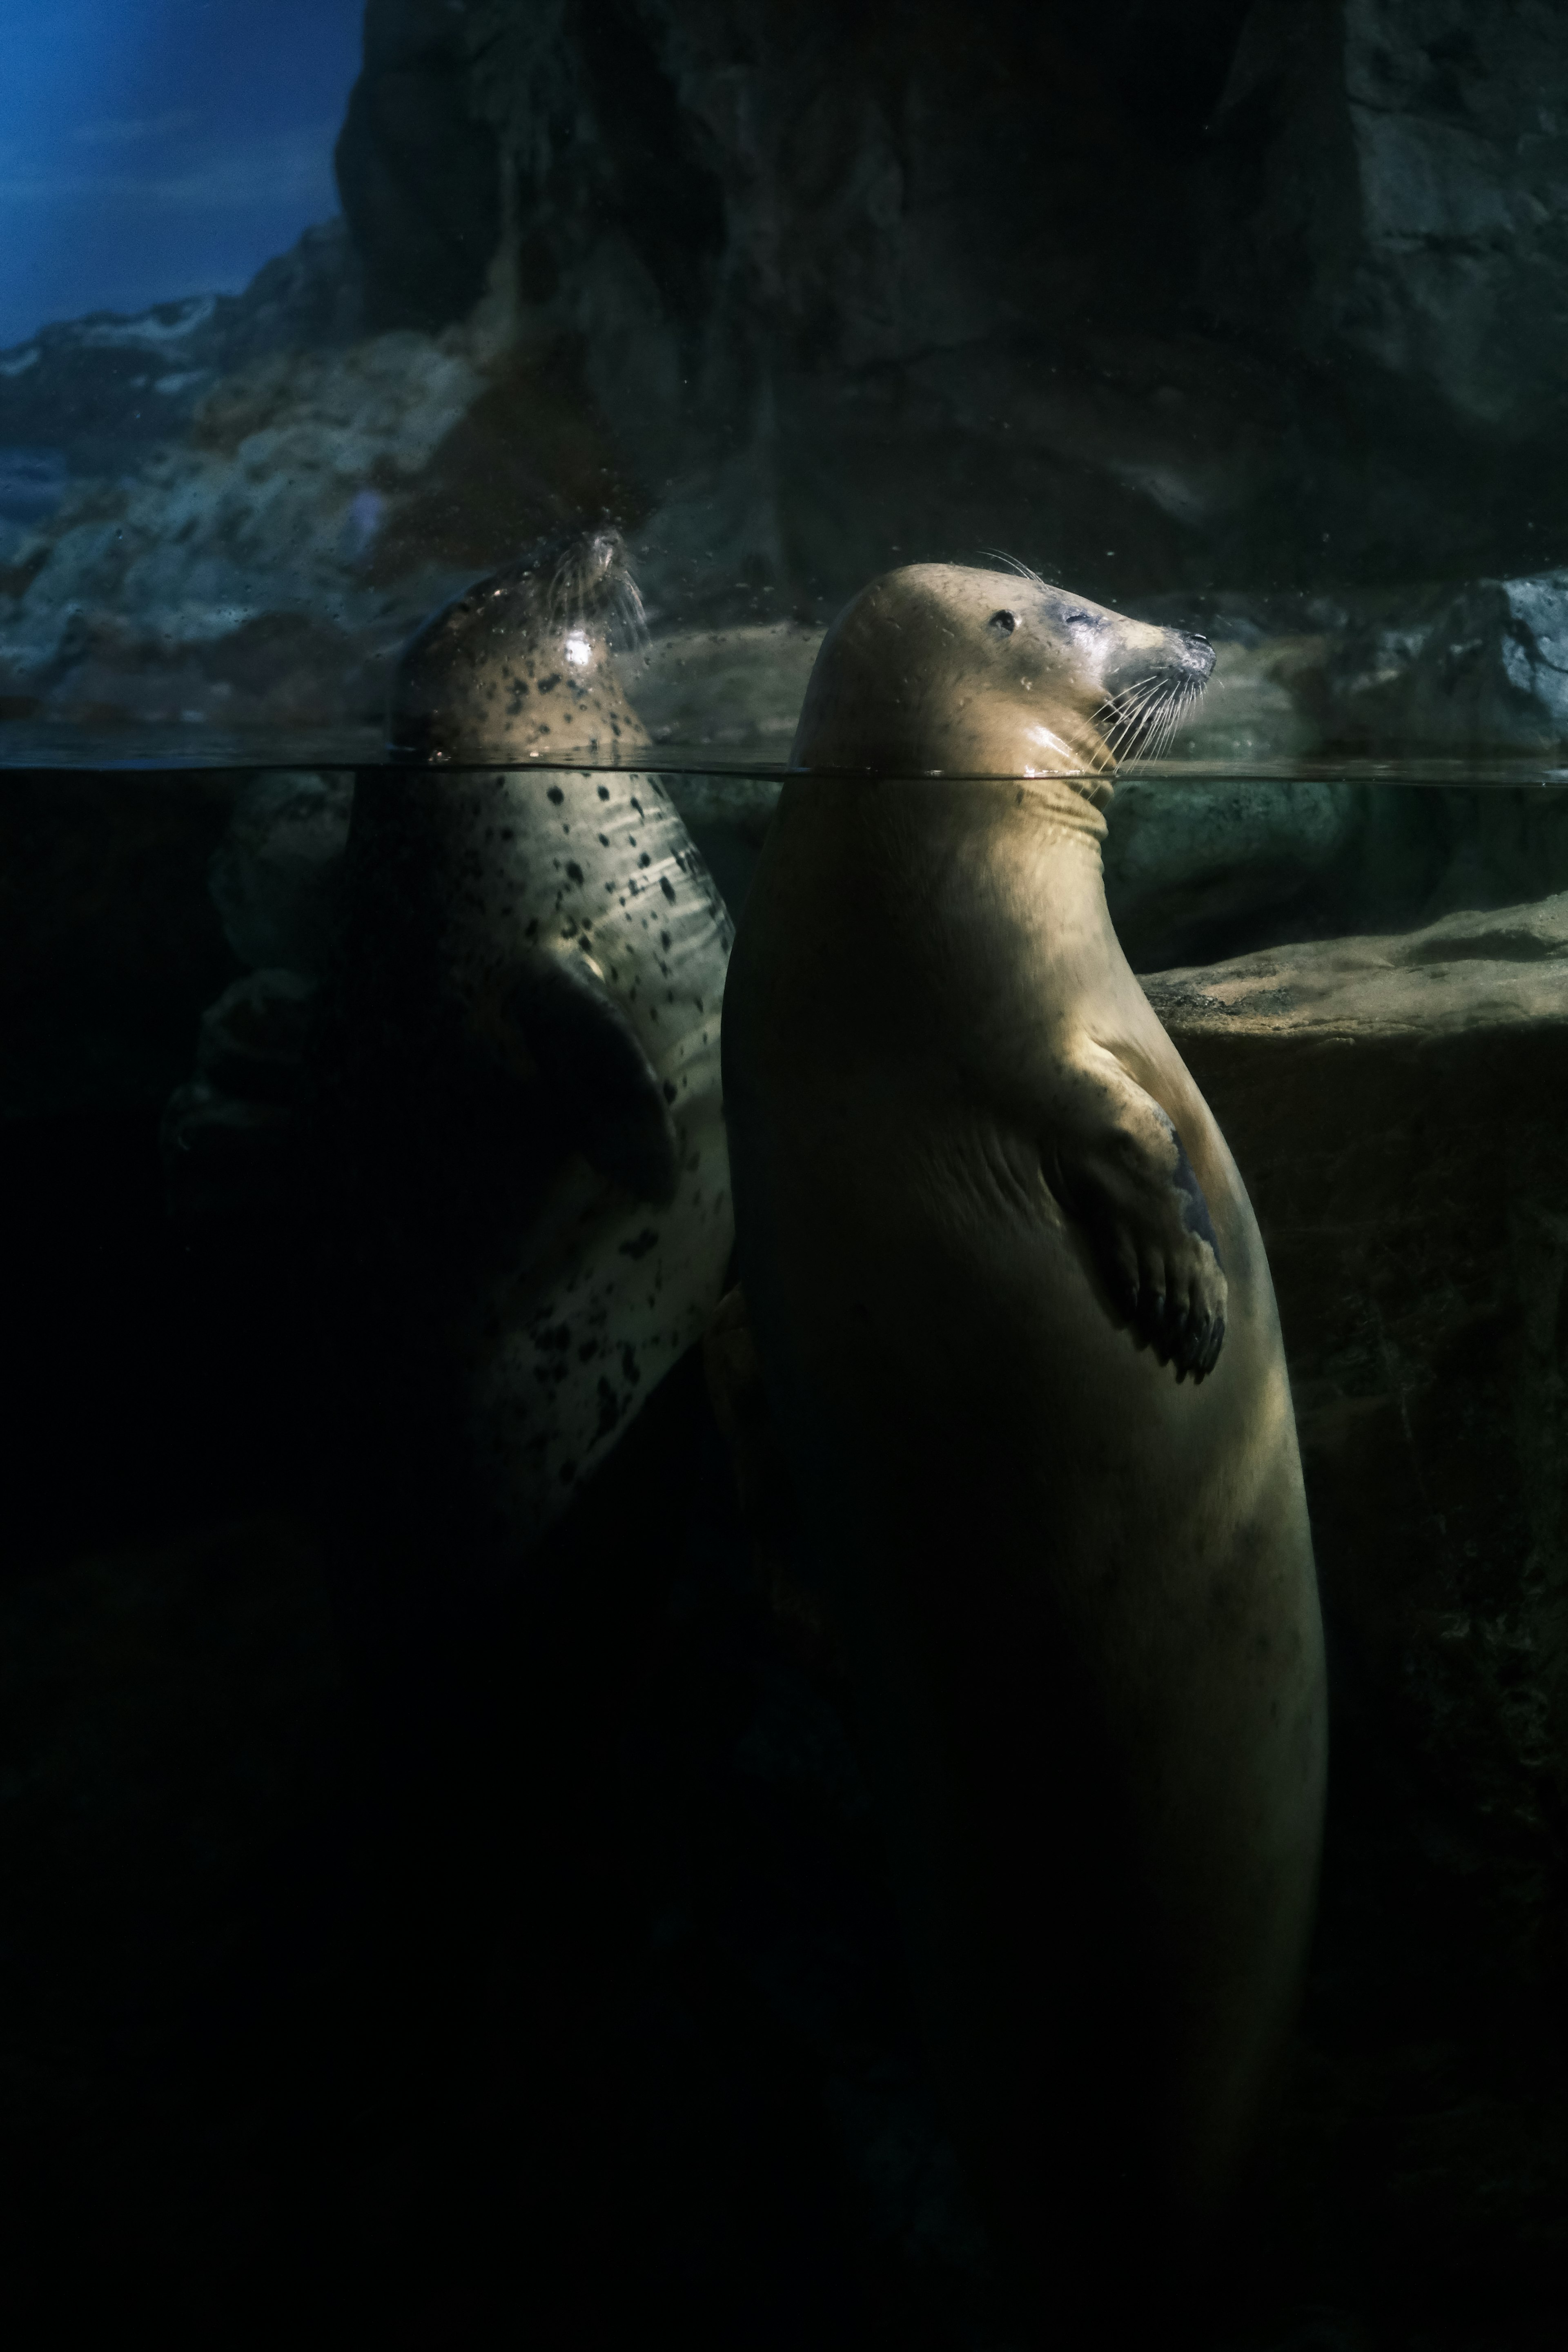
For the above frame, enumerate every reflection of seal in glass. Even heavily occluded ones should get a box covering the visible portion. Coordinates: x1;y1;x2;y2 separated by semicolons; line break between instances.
720;558;1326;2343
387;524;650;765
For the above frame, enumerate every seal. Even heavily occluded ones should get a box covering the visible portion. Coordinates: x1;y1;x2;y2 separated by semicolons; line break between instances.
312;528;734;1630
719;560;1327;2336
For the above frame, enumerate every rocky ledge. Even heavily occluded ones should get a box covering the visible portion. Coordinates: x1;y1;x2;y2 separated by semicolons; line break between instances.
1146;898;1568;2333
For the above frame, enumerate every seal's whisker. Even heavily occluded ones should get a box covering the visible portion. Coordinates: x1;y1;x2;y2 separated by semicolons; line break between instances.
1149;689;1182;762
1120;671;1204;766
1094;671;1164;763
1156;680;1198;758
982;548;1048;585
541;524;637;640
1105;675;1166;761
1114;694;1161;759
610;572;650;659
1100;697;1150;764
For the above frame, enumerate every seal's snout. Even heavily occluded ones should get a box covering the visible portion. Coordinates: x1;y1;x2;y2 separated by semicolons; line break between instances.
1177;630;1216;679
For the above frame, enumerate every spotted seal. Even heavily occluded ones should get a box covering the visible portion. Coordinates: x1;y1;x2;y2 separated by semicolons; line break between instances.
718;559;1327;2334
313;528;733;1619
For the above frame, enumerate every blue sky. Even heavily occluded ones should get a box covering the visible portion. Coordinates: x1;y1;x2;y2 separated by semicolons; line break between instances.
0;0;365;349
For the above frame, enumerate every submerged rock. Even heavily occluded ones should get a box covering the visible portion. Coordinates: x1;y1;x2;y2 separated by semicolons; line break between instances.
208;771;355;976
1145;899;1568;2313
160;969;318;1222
0;768;238;1120
1105;773;1360;970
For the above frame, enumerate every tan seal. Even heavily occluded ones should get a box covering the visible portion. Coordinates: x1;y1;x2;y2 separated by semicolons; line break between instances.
719;560;1326;2335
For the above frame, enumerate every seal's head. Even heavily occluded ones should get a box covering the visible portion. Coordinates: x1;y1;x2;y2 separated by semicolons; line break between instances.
791;559;1214;783
389;525;651;763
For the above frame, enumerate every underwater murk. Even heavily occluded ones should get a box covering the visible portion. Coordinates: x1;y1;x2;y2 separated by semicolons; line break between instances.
4;673;1567;2350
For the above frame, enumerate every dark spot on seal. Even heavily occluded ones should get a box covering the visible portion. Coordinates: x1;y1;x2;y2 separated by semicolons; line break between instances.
619;1229;659;1261
597;784;610;800
662;1081;678;1104
1172;1134;1223;1261
660;876;676;902
638;852;651;869
547;786;564;804
566;860;584;884
989;609;1016;634
599;833;611;846
660;930;671;949
538;673;561;693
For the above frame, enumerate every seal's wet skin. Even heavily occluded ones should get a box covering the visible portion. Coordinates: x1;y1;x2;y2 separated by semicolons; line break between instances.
307;529;733;1714
386;524;650;766
720;560;1327;2341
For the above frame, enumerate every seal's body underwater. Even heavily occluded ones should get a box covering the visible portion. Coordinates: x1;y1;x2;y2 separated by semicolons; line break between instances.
314;531;733;1620
721;563;1326;2329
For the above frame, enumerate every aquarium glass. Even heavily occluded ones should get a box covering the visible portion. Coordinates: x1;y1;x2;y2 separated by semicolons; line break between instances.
4;7;1566;2350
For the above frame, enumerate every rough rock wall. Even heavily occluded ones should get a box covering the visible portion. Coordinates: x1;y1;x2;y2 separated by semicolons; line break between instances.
334;0;1568;619
1205;1;1568;444
335;0;502;332
1147;904;1568;2323
7;2;1567;728
0;221;362;486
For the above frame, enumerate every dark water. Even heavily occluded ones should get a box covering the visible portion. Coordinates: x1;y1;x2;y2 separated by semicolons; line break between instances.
2;756;1565;2350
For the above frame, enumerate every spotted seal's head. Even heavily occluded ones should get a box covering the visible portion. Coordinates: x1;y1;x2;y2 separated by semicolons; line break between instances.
791;559;1214;784
389;525;651;764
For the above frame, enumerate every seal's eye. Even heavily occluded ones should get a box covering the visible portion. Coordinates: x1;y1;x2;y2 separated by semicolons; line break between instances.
1061;609;1100;628
988;609;1017;635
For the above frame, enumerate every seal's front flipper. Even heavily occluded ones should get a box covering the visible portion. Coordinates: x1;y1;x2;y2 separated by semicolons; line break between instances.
1047;1048;1227;1381
506;948;679;1204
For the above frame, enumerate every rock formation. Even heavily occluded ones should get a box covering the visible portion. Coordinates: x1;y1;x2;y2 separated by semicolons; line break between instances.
335;0;1568;614
0;219;362;489
6;2;1568;742
1146;902;1568;2203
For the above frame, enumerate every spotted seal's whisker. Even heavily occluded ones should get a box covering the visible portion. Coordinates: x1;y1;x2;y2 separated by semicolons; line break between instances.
607;571;650;659
542;524;638;640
